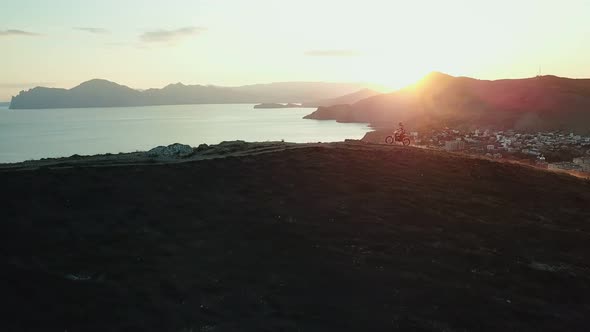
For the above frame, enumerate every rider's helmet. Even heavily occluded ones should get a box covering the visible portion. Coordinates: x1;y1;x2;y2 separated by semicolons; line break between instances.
398;122;404;127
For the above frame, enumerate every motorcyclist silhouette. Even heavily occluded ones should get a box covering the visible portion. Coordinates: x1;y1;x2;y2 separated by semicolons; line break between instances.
386;122;411;146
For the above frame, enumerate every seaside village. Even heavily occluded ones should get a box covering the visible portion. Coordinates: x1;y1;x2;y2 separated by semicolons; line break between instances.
408;128;590;174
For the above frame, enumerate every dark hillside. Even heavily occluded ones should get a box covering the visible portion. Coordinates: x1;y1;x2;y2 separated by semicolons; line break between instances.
1;144;589;331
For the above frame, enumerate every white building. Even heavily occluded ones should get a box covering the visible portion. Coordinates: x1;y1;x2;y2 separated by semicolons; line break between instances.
548;162;582;171
574;156;590;172
444;140;466;151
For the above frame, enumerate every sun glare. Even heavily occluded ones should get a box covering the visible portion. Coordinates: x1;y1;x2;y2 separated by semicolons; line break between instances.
364;61;432;92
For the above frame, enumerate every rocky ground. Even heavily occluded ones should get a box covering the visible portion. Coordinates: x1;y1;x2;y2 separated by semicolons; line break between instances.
1;141;589;331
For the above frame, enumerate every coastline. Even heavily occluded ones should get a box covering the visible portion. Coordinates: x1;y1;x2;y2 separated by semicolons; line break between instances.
4;139;588;179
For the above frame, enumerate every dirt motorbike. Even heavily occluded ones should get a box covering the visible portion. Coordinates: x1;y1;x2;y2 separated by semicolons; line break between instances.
385;131;411;146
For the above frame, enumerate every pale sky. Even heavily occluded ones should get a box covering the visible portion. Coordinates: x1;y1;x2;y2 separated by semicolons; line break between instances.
2;0;590;100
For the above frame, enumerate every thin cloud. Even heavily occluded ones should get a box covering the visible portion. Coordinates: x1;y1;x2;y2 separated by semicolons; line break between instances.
0;29;40;37
140;26;206;43
104;41;130;47
305;49;361;57
74;27;110;34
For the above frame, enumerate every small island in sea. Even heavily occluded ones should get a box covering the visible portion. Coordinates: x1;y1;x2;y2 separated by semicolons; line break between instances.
253;103;307;109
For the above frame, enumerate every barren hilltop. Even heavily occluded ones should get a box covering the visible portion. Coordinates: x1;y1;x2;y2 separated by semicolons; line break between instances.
2;141;589;331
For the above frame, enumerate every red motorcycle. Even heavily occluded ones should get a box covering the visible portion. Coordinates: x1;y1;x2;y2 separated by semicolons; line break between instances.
385;130;411;146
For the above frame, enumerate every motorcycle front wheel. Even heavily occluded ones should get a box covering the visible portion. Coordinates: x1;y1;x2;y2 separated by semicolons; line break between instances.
385;136;394;144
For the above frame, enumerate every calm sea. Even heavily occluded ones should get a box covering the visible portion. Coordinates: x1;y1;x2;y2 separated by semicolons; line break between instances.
0;104;369;163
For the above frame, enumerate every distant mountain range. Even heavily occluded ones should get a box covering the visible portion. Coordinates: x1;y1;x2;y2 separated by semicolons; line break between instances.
8;79;375;109
305;72;590;134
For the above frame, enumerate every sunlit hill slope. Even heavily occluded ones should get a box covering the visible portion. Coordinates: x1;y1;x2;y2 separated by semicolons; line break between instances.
305;72;590;133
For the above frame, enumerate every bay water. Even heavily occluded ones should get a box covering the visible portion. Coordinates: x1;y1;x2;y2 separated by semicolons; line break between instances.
0;104;370;163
